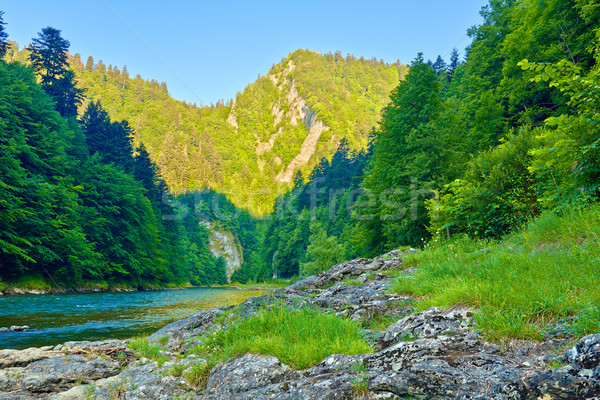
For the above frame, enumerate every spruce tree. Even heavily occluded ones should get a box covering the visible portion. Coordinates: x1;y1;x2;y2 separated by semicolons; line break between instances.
432;55;447;75
447;48;460;82
81;101;134;170
0;11;8;58
28;26;83;117
85;55;94;71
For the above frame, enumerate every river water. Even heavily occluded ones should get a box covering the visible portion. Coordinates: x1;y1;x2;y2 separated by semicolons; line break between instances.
0;287;263;349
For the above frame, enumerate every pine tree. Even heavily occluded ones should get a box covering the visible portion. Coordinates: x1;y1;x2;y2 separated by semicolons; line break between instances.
85;56;94;71
81;101;134;170
28;26;83;117
432;55;447;75
134;143;160;196
0;11;8;58
447;48;460;82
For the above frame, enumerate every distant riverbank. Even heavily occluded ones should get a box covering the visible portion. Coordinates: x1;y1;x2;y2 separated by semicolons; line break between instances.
0;279;273;297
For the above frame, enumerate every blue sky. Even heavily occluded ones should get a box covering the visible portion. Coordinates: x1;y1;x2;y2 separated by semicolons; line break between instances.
2;0;489;105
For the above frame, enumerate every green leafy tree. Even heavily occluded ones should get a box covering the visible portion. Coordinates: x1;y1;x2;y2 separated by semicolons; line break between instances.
300;220;346;276
520;55;600;208
432;128;540;239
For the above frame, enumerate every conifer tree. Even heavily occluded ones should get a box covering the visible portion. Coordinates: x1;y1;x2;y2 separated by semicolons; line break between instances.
81;101;134;171
0;11;8;58
432;55;447;75
28;26;83;117
447;48;460;81
85;55;94;71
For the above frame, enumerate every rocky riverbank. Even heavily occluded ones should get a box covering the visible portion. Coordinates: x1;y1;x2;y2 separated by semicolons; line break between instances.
1;250;599;399
0;286;140;297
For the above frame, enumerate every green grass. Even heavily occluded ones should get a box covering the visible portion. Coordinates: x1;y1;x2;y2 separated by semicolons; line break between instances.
157;335;169;345
127;336;168;366
363;313;399;331
390;205;600;341
189;304;373;371
163;362;186;377
351;374;369;395
9;275;51;291
342;278;364;286
183;358;218;389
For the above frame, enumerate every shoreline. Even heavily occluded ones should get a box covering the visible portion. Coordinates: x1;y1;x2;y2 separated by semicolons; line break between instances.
0;283;269;297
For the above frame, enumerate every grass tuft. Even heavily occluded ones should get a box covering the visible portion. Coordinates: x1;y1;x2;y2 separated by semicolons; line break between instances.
189;304;373;371
127;336;168;366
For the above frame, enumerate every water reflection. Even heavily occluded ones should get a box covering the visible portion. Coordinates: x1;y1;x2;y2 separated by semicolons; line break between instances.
0;287;264;349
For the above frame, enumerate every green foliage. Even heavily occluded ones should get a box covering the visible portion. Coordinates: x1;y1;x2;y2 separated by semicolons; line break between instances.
361;0;600;251
300;220;347;276
0;11;8;58
190;304;373;370
234;141;372;280
359;54;466;252
0;55;231;288
28;26;83;117
351;374;370;395
81;101;135;170
391;204;600;341
127;336;168;366
522;55;600;209
432;128;540;239
61;48;404;215
184;359;215;389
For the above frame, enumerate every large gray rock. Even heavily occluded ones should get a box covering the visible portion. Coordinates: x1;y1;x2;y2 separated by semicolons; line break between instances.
287;249;413;292
4;249;600;400
148;308;226;350
0;355;119;397
381;307;473;346
92;360;194;400
566;333;600;369
0;347;60;368
204;354;298;399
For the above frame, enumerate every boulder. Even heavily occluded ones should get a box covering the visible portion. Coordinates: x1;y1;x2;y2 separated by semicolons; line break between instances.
9;326;29;332
566;333;600;369
0;348;60;368
204;354;299;399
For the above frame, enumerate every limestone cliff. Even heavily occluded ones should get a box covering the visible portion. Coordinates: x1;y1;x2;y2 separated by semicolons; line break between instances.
201;221;243;283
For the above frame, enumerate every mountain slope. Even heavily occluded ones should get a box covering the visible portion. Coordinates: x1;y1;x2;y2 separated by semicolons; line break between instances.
69;49;406;215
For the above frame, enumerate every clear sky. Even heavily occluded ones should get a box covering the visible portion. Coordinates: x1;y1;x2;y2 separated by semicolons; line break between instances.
2;0;489;106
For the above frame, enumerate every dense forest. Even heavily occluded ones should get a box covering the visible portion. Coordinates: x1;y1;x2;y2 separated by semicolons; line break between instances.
1;0;599;289
0;19;237;289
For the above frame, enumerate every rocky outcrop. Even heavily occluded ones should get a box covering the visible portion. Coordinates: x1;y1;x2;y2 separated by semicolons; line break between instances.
1;249;599;399
202;221;244;282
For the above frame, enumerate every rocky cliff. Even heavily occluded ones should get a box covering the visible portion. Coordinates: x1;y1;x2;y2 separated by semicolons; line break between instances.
202;221;243;283
1;250;599;399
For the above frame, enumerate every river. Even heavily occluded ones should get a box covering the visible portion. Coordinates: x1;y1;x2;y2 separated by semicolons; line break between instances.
0;287;263;349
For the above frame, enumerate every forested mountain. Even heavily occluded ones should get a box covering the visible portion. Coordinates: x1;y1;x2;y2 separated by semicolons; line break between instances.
62;50;406;215
0;22;235;290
